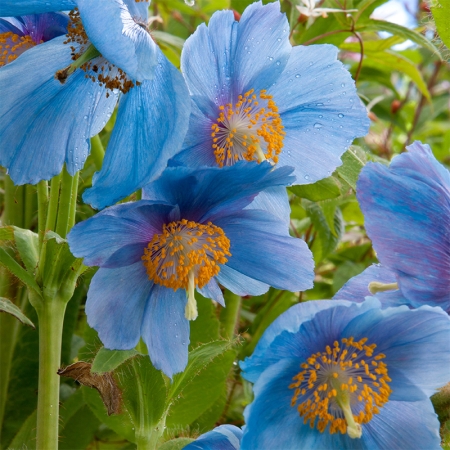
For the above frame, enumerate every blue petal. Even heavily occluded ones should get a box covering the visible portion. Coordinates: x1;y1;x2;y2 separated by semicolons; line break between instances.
83;48;191;209
334;263;396;299
348;305;450;397
215;264;269;297
76;0;157;81
240;299;355;383
270;44;370;184
142;162;295;223
68;201;174;268
185;424;243;450
86;262;151;349
361;400;441;450
21;12;69;41
197;278;225;306
0;36;117;185
357;144;450;312
0;0;75;16
141;284;190;379
181;2;290;106
244;186;290;227
216;218;314;292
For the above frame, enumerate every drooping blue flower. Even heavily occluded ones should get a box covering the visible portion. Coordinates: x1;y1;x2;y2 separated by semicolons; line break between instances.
68;162;315;378
0;1;190;210
174;1;369;185
240;298;450;449
183;425;243;450
334;141;450;313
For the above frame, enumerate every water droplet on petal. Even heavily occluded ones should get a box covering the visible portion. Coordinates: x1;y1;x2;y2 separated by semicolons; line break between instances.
318;115;323;118
268;56;273;61
276;61;281;66
341;83;345;87
295;74;300;78
338;113;344;118
314;123;323;129
304;174;310;180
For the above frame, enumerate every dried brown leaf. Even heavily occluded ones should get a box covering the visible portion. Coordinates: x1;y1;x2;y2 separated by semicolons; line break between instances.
58;361;122;415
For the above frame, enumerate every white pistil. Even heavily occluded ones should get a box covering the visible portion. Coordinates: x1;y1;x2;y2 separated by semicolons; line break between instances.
338;396;362;439
255;144;267;163
185;270;198;321
368;281;399;295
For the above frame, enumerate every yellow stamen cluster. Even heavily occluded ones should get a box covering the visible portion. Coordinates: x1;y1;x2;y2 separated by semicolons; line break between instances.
0;32;37;67
211;89;285;167
142;219;231;291
289;337;392;435
62;8;138;95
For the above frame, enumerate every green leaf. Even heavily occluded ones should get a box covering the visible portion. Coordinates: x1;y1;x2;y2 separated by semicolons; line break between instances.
167;341;236;428
230;0;255;13
431;0;450;50
0;247;41;295
159;438;195;450
91;348;139;374
289;177;341;201
360;20;444;59
0;297;35;328
336;146;368;189
189;294;220;349
45;230;67;244
13;228;39;274
7;410;37;450
152;31;185;49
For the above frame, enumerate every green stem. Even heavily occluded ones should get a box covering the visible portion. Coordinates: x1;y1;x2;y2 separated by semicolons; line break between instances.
24;185;36;229
68;172;79;230
46;173;62;232
2;176;24;227
220;291;242;340
37;181;49;249
34;296;67;450
55;167;75;239
90;134;105;171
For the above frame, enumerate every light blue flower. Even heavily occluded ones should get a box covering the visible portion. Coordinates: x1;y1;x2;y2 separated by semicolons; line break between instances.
68;163;315;378
174;1;369;186
183;425;242;450
335;142;450;313
0;1;190;210
240;298;450;449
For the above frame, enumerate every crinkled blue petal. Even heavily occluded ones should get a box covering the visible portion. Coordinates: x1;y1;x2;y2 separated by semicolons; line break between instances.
181;1;290;109
0;36;117;184
143;162;295;223
244;185;290;227
271;44;370;184
76;0;157;81
357;143;450;312
141;284;190;379
68;201;174;268
0;0;75;16
86;262;151;350
343;305;450;397
83;48;191;209
123;0;149;23
215;217;314;292
240;299;355;382
333;263;397;300
215;265;269;297
198;278;225;306
185;424;243;450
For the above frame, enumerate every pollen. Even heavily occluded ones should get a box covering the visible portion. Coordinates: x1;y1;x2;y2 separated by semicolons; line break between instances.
141;219;231;291
60;8;139;95
211;89;285;167
0;32;38;67
289;337;392;437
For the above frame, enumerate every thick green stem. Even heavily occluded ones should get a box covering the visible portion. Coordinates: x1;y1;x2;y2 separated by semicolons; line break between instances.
220;291;242;340
90;135;105;171
37;181;49;249
46;173;62;232
2;176;25;227
34;296;67;450
68;172;79;231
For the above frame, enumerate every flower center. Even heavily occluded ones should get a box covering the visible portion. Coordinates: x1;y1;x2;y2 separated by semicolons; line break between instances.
142;219;231;320
0;32;39;67
57;8;140;95
289;337;392;438
211;89;285;167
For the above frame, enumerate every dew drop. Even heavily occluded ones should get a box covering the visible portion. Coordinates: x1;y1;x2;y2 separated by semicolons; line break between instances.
175;334;179;338
83;115;88;120
295;74;300;78
304;174;310;180
318;115;323;118
184;0;195;6
341;83;345;87
309;62;313;66
316;103;323;106
277;38;281;42
314;123;323;129
268;56;273;61
244;46;248;50
338;113;344;118
276;61;281;66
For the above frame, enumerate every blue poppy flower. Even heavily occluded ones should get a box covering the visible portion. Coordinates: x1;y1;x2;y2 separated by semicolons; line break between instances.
68;162;315;378
335;142;450;313
184;424;243;450
173;1;369;186
0;1;190;210
240;298;450;449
